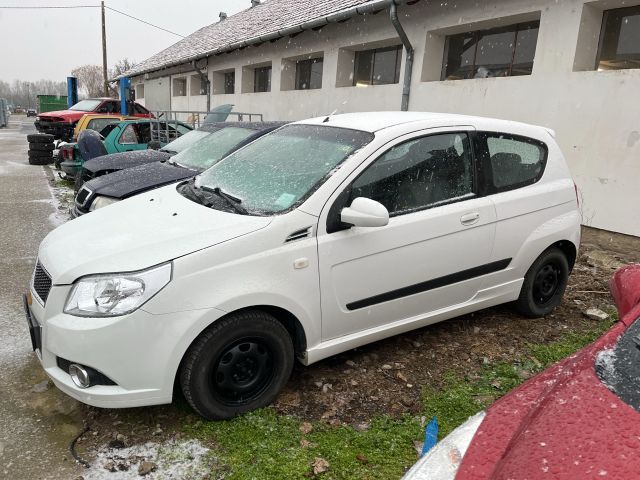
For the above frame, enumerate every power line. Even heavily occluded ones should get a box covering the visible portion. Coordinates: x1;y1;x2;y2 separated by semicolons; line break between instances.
0;4;186;38
105;6;185;37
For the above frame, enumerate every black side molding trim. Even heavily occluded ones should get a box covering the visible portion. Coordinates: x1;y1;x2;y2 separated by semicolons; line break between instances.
346;258;512;311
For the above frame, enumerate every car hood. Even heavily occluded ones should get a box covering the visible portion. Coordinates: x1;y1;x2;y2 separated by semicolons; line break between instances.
38;109;85;121
457;320;638;480
86;161;197;199
84;150;172;174
39;184;272;284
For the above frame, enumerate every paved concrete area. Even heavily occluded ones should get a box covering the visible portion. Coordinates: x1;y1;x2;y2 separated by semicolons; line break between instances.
0;117;83;479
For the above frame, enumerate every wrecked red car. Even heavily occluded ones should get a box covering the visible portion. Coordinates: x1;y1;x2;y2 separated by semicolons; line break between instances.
34;98;152;141
405;263;640;480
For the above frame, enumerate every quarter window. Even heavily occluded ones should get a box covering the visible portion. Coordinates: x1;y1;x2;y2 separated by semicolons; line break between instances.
254;66;272;92
354;45;402;86
351;133;474;216
483;133;546;191
596;6;640;70
119;124;139;144
442;21;539;80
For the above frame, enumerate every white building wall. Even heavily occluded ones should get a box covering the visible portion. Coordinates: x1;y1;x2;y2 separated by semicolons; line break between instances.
133;0;640;236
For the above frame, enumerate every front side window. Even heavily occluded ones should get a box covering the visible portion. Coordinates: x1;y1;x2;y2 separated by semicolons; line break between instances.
195;125;374;214
354;45;402;86
597;5;640;70
96;101;120;114
224;71;235;94
254;66;272;92
119;124;139;144
295;58;323;90
481;133;547;192
442;21;539;80
351;132;474;215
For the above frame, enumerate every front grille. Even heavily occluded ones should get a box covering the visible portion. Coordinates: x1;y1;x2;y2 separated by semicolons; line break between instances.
76;186;91;207
32;262;52;304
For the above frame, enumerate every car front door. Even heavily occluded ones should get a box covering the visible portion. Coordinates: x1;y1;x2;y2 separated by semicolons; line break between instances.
317;128;498;340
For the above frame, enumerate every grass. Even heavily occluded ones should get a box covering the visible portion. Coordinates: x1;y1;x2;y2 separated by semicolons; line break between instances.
185;316;618;478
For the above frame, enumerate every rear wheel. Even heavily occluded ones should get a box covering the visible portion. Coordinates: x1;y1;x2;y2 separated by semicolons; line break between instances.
516;248;569;317
180;311;294;419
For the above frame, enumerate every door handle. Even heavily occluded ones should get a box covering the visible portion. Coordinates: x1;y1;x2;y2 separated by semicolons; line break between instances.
460;212;480;226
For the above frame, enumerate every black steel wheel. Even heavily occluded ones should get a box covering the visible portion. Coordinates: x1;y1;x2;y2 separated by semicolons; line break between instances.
180;310;294;419
516;247;569;317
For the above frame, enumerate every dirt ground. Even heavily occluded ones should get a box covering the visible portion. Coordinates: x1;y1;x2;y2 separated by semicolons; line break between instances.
65;225;640;461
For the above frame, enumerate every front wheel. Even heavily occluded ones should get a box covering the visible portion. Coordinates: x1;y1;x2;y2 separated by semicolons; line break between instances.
516;247;569;318
180;311;294;420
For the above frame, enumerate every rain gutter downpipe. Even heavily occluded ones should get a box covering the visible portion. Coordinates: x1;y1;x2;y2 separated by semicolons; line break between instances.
191;60;211;113
389;1;413;111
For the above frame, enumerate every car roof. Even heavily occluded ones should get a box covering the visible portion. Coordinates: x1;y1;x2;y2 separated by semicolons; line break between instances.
295;111;550;135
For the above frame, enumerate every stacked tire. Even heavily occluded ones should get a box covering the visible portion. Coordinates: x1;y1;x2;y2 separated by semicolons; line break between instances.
27;134;55;165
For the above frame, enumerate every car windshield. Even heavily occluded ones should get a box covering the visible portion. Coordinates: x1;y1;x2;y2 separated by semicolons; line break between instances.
69;99;102;111
160;129;211;154
195;124;374;215
596;317;640;413
171;127;258;171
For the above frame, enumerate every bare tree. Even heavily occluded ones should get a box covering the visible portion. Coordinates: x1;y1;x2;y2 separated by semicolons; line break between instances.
71;65;108;98
0;79;66;107
110;58;135;79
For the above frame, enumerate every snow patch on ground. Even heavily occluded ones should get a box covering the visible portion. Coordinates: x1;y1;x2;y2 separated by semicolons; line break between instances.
84;439;214;480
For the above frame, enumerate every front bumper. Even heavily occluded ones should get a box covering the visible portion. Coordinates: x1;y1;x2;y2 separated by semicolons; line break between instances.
35;120;74;141
25;280;225;409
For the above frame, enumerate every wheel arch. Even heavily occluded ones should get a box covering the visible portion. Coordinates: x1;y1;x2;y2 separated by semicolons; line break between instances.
547;239;577;272
173;304;308;392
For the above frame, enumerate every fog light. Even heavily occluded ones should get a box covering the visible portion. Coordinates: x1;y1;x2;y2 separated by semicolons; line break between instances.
69;363;91;388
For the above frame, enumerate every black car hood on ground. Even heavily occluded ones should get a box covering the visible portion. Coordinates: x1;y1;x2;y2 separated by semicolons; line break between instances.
86;161;197;199
83;149;172;174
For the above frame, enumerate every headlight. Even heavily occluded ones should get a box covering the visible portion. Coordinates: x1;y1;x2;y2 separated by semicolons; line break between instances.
403;412;485;480
64;263;172;317
90;195;120;211
35;116;41;121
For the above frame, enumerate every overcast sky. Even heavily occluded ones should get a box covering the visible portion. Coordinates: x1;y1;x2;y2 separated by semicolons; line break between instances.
0;0;250;83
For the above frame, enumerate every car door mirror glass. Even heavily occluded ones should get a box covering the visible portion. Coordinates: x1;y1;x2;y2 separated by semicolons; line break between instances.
340;197;389;228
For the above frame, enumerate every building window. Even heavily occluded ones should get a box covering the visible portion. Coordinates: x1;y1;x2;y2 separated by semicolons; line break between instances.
596;5;640;70
135;84;144;99
190;75;207;96
295;58;323;90
224;71;235;94
442;21;539;80
254;66;271;92
173;78;187;96
353;45;402;86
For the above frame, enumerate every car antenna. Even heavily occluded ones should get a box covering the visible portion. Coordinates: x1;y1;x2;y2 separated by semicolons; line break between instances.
322;109;338;123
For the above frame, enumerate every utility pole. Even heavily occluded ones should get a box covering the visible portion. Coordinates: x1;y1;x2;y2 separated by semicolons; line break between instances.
101;1;109;96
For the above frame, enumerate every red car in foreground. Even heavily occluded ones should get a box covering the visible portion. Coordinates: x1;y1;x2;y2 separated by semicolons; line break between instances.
35;98;151;141
405;264;640;480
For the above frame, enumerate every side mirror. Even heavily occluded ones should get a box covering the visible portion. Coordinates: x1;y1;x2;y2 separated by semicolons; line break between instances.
340;197;389;228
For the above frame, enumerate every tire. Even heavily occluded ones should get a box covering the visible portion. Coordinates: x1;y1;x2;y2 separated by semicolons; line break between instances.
180;311;294;420
29;142;54;152
516;247;569;318
28;154;53;166
27;133;54;144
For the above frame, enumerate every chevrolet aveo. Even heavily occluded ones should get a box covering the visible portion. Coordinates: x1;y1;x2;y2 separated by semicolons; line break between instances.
25;112;581;419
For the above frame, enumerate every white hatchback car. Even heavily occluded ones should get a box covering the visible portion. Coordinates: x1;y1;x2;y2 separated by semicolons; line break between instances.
26;112;581;419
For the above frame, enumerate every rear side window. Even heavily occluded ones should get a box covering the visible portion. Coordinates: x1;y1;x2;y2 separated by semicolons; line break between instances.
481;133;547;192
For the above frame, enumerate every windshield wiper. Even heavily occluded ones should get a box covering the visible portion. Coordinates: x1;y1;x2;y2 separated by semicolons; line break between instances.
161;149;177;155
200;185;247;215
